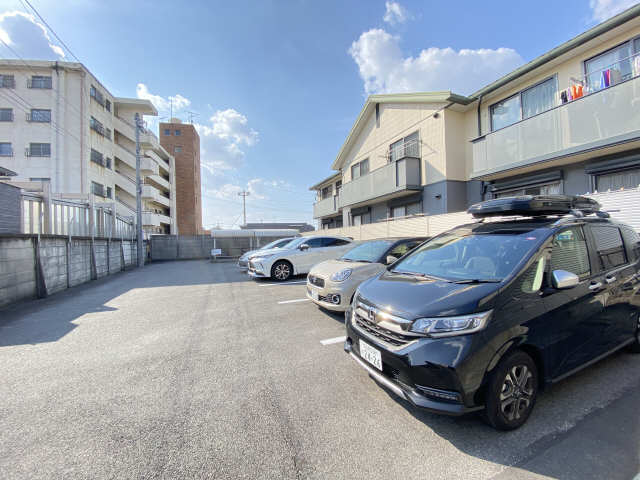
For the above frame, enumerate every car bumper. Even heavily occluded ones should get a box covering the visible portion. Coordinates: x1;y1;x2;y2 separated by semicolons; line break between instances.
247;261;268;278
306;277;358;312
344;309;485;415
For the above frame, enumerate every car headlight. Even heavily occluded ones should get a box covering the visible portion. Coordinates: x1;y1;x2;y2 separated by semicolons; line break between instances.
330;268;352;282
252;254;274;262
410;311;492;338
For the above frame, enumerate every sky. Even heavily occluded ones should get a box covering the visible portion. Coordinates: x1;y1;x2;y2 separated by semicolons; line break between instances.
0;0;637;229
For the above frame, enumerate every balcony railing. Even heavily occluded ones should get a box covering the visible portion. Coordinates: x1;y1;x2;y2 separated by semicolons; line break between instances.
313;194;341;219
472;62;640;178
388;139;420;162
340;157;422;207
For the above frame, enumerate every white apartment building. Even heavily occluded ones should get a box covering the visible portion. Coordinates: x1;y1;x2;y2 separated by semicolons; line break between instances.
312;5;640;231
0;59;177;235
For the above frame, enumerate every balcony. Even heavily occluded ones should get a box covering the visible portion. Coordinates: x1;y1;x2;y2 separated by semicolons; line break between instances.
113;115;135;140
142;184;170;207
146;173;170;190
115;171;137;197
472;75;640;178
313;194;341;219
142;211;172;227
140;129;161;150
113;143;158;174
340;157;422;207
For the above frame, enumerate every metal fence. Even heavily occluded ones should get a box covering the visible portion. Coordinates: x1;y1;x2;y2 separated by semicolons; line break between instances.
21;193;135;238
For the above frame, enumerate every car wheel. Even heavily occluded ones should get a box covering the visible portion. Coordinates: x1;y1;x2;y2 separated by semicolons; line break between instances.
271;261;292;282
628;315;640;353
484;350;538;431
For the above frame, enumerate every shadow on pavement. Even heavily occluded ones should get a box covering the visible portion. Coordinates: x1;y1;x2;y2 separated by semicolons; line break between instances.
374;348;640;480
0;260;249;348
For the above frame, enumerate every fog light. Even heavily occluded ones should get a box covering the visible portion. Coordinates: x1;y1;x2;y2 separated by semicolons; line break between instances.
416;385;461;403
331;294;341;304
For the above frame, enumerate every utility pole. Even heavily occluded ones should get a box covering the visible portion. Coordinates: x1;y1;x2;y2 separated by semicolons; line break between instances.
135;113;144;267
238;191;250;227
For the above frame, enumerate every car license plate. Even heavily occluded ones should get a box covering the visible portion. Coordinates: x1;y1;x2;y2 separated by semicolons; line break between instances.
359;340;382;371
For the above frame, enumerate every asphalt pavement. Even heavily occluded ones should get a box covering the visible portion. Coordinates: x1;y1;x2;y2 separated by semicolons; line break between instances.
0;260;639;479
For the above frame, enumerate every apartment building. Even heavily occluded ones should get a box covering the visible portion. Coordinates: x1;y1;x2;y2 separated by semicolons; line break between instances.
0;60;178;235
159;119;203;235
312;5;640;229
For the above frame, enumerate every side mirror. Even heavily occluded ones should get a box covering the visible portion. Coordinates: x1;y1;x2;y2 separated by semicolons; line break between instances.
386;255;399;265
299;243;310;251
551;270;579;289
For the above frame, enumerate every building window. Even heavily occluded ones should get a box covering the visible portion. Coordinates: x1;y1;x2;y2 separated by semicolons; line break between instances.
164;129;171;136
91;181;106;197
0;74;15;88
351;212;370;226
584;40;638;90
29;177;50;182
106;186;112;199
29;109;51;123
174;146;182;153
28;76;52;89
105;99;111;112
320;185;331;200
90;116;105;136
490;77;557;131
0;108;13;121
389;131;419;162
174;129;181;136
27;143;51;157
595;168;640;191
350;158;369;180
390;202;421;218
0;142;13;156
495;181;561;198
90;148;111;168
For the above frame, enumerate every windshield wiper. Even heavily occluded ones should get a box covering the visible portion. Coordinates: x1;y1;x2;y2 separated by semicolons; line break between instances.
390;270;450;282
453;278;502;284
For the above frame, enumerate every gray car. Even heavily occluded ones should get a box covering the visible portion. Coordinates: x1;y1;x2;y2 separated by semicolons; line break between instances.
237;237;296;269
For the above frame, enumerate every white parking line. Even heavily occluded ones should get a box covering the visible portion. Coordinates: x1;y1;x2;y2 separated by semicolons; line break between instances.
259;281;307;287
320;336;346;346
277;298;310;304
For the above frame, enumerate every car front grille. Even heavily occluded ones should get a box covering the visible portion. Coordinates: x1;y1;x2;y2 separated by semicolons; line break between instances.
353;307;415;348
308;274;325;288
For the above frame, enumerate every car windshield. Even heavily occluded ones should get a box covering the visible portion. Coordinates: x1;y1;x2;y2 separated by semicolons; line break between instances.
340;240;393;263
260;238;291;250
391;229;545;282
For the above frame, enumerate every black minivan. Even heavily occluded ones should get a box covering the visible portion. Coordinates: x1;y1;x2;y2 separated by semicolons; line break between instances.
344;195;640;430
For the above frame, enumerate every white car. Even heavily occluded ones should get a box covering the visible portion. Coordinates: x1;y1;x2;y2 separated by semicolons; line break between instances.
247;235;353;281
237;237;296;270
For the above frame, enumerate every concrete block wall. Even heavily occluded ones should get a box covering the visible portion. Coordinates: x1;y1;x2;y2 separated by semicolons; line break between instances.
69;240;91;287
0;235;142;309
94;240;109;278
0;237;36;307
108;241;121;273
39;238;68;295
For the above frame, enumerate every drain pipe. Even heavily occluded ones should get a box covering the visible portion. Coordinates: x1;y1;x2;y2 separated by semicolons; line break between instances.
477;94;483;137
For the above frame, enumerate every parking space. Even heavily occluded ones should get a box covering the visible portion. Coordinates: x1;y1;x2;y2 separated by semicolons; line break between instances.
0;260;639;479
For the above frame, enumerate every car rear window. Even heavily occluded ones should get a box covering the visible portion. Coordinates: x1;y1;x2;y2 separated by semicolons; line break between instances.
590;225;627;270
550;227;591;279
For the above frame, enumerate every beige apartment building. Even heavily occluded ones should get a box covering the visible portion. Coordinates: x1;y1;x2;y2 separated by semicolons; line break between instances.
0;60;178;235
312;5;640;230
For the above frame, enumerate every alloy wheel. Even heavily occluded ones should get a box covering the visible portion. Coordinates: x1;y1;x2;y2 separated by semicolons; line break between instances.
274;263;290;280
499;365;534;422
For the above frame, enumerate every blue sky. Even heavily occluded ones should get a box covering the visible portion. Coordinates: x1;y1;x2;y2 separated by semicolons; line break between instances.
0;0;637;228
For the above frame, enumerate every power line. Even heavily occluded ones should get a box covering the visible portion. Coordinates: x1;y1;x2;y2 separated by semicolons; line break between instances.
20;0;81;63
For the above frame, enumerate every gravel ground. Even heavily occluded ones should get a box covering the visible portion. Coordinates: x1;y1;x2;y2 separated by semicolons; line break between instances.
0;260;638;479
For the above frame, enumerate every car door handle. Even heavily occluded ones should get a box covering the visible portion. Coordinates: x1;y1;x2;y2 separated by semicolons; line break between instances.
589;282;603;290
605;276;616;284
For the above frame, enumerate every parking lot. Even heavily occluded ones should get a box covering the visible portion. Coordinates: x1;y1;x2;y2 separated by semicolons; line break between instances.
1;260;639;479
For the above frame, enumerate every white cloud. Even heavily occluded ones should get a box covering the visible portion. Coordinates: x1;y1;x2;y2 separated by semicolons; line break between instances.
195;109;259;174
349;28;523;95
589;0;638;22
136;83;191;112
0;11;64;59
383;1;410;25
206;178;272;201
